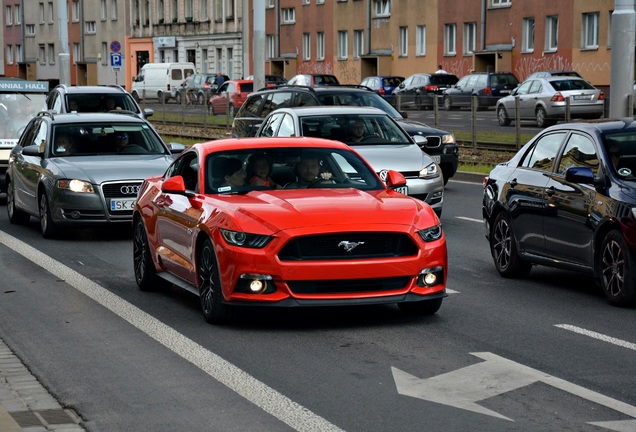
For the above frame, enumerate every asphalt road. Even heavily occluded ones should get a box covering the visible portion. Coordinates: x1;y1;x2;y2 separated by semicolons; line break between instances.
0;179;635;431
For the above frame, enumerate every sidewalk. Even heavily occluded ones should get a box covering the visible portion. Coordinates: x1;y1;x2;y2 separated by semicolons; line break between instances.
0;338;85;432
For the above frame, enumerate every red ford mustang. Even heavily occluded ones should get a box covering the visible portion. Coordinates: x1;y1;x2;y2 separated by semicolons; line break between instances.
133;137;447;323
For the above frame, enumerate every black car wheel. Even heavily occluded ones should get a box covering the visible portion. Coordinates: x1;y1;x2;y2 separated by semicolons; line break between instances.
7;180;30;225
600;230;636;307
490;212;532;277
133;217;168;292
398;298;442;316
497;105;511;126
39;192;58;239
198;238;231;324
197;93;205;105
443;96;454;111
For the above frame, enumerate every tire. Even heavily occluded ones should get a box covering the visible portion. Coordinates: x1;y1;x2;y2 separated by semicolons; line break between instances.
198;238;232;324
443;96;453;111
38;192;59;239
599;230;636;307
7;180;30;225
535;107;552;128
497;105;511;126
133;217;167;292
197;93;205;105
489;211;532;277
398;298;443;316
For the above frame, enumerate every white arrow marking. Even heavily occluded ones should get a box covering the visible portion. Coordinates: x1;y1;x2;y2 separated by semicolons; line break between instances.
393;351;636;427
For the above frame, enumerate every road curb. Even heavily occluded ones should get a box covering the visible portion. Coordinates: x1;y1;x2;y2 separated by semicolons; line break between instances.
452;171;486;184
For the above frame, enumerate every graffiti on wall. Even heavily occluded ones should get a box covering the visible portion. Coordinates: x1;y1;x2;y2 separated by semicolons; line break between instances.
336;60;360;84
441;58;474;78
515;54;610;81
297;61;334;76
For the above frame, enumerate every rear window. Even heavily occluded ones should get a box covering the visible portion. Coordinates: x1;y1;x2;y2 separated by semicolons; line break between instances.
549;79;595;91
382;77;404;87
239;83;254;93
490;74;518;86
430;75;459;86
314;75;339;85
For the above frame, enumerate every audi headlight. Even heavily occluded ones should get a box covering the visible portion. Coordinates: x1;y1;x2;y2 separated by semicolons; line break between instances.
419;162;440;179
418;224;443;242
441;134;456;145
220;229;273;248
57;179;94;193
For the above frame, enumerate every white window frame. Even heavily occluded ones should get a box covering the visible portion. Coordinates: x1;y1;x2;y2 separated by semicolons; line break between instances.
302;0;310;5
281;8;295;24
399;27;408;57
39;45;46;65
522;17;534;53
463;22;476;55
39;3;45;24
338;30;348;59
15;45;22;63
48;43;55;64
72;1;80;22
266;0;274;8
317;0;324;4
14;5;21;24
545;15;559;52
101;0;107;20
303;33;311;60
85;21;96;34
373;0;390;17
583;12;599;49
26;24;36;36
354;30;364;58
416;25;426;56
444;24;457;55
6;6;12;25
607;11;612;48
200;0;208;20
48;2;54;24
491;0;511;6
316;32;325;60
111;0;118;20
73;43;80;64
266;35;275;59
6;46;13;65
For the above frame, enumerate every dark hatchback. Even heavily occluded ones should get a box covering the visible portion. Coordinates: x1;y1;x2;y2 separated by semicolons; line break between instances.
443;72;519;110
231;85;459;183
483;119;636;307
392;73;459;110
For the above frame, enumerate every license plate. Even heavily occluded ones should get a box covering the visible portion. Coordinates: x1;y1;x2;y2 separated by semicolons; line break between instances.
393;186;408;195
431;155;441;164
110;198;136;211
573;94;592;100
500;90;510;94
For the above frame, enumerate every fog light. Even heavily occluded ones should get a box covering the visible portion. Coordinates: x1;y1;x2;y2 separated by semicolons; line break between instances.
70;211;81;219
423;273;437;285
249;279;266;293
418;266;444;287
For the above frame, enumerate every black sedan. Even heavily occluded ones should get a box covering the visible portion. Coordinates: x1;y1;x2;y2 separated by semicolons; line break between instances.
482;119;636;306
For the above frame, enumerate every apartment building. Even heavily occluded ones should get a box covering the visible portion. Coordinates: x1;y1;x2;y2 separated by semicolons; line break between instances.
0;0;629;92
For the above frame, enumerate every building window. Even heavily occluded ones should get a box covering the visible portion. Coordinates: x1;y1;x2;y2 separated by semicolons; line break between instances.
85;21;96;34
303;33;311;60
48;43;55;64
100;0;107;20
607;11;612;48
492;0;511;6
39;3;44;24
5;6;12;25
39;45;46;64
200;0;208;20
111;0;118;20
72;1;79;22
185;0;193;19
101;42;108;64
281;8;295;24
26;24;36;36
227;48;233;78
583;12;599;49
173;0;179;21
354;30;364;58
216;48;223;73
14;5;21;24
266;35;275;59
373;0;390;17
444;24;456;55
267;0;274;8
522;18;534;52
338;30;348;59
225;0;234;19
316;32;325;60
416;25;426;56
48;2;54;23
73;43;80;64
317;0;324;4
6;46;13;65
399;27;408;56
302;0;310;5
545;15;558;52
463;22;476;55
15;45;22;62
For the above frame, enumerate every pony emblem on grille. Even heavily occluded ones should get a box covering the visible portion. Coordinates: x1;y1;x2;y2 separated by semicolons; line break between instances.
338;240;365;252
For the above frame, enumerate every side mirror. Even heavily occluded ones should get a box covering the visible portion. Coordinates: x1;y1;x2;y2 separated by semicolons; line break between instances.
23;145;43;157
565;166;603;187
383;169;407;188
168;143;186;154
162;175;187;194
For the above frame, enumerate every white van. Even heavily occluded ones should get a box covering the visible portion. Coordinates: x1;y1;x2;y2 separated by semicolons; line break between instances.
131;62;196;103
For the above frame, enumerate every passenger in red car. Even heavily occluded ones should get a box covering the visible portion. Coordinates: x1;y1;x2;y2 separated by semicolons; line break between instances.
246;153;279;188
220;157;246;188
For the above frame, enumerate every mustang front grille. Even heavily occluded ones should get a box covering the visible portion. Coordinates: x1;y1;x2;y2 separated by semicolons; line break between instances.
278;232;418;261
288;277;410;294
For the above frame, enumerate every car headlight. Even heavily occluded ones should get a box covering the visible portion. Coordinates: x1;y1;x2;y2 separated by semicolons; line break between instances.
57;179;94;193
220;229;273;248
441;134;456;145
419;162;440;179
418;224;443;242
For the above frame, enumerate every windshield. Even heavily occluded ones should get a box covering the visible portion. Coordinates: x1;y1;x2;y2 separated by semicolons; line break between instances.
0;93;47;142
66;93;141;114
316;92;404;119
299;113;411;145
205;147;383;193
51;123;168;157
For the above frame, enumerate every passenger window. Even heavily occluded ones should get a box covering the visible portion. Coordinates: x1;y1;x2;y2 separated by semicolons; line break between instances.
260;113;284;137
242;95;265;116
277;114;296;137
520;132;567;171
557;133;599;176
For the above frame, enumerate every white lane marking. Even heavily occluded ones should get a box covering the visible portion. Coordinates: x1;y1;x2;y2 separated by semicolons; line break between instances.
0;231;343;432
393;352;636;429
555;324;636;351
455;216;482;223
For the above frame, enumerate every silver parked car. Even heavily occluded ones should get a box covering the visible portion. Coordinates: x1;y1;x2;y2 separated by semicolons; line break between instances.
496;76;604;128
6;111;184;238
255;106;444;216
